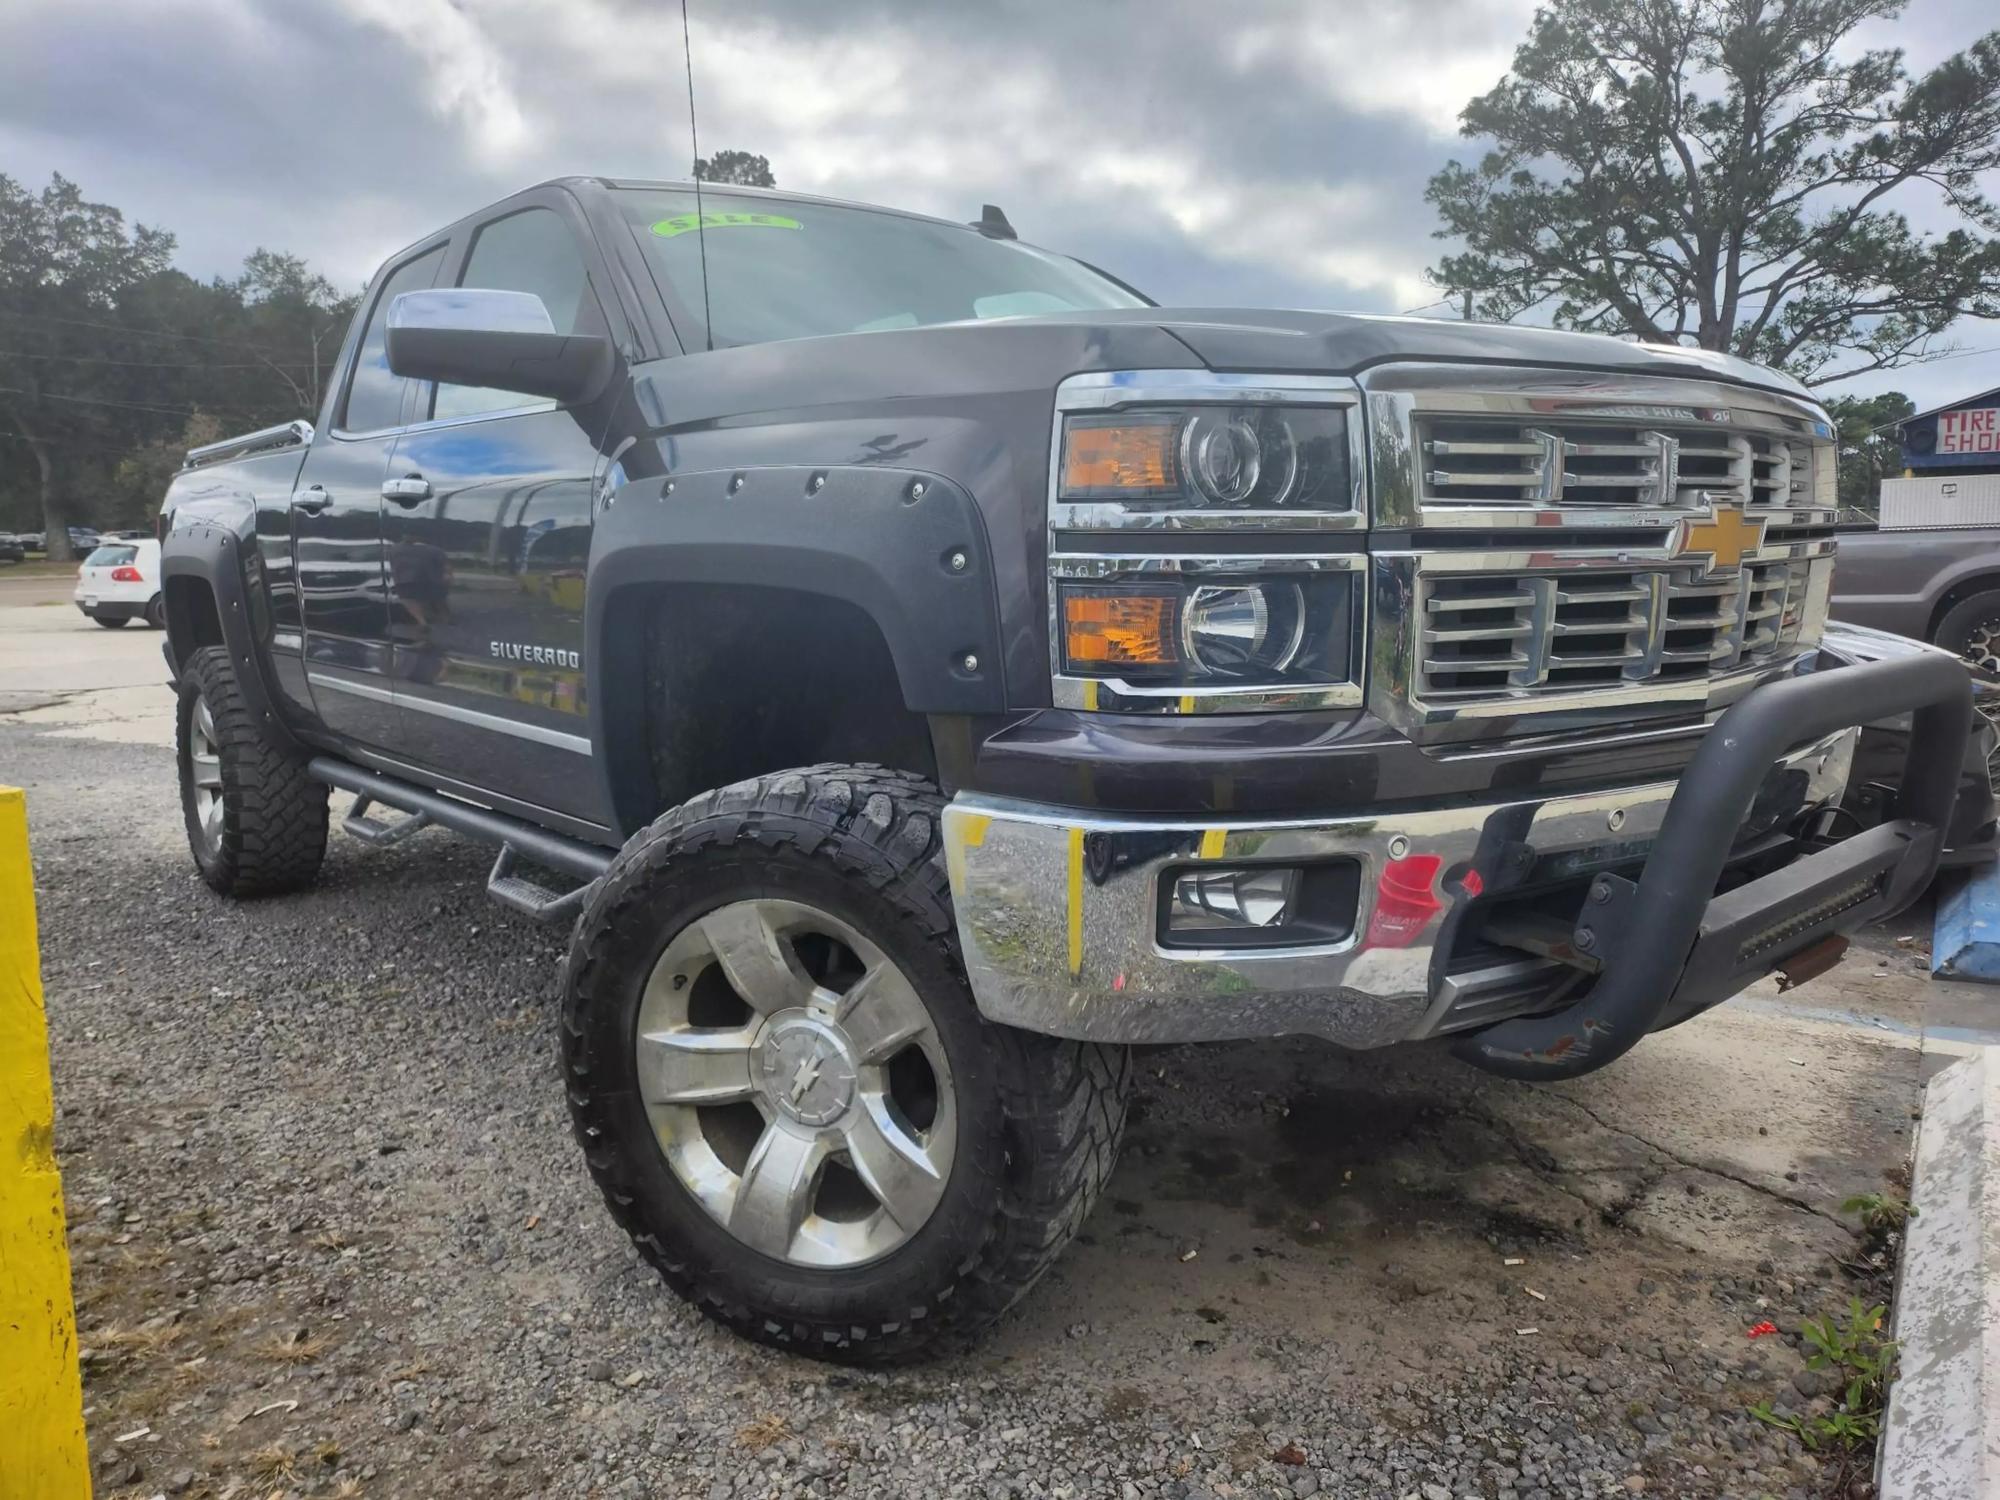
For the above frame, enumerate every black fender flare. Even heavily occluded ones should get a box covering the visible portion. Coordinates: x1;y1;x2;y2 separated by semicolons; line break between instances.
160;519;304;755
585;464;1005;836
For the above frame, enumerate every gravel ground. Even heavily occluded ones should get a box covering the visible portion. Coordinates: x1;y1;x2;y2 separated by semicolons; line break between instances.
7;703;1915;1500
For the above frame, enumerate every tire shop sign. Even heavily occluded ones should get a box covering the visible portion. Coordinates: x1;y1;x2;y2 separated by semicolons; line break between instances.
1939;407;2000;455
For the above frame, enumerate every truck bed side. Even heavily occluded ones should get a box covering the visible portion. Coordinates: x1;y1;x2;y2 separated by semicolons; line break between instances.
1831;525;2000;642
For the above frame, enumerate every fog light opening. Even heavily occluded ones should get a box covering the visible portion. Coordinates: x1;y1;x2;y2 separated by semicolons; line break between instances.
1167;866;1299;934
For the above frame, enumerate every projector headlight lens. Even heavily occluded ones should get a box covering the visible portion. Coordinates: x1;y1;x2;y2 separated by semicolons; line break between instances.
1181;583;1305;675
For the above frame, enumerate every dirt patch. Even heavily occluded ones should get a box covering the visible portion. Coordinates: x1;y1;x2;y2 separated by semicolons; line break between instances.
19;719;1925;1498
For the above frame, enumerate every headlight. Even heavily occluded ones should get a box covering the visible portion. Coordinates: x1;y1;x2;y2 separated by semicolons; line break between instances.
1060;405;1351;511
1057;570;1356;701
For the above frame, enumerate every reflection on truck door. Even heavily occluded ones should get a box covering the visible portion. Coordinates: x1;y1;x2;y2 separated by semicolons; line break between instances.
379;200;611;822
295;243;446;748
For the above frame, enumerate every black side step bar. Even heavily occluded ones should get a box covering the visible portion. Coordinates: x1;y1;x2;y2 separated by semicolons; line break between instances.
485;844;595;924
306;757;614;922
342;794;432;848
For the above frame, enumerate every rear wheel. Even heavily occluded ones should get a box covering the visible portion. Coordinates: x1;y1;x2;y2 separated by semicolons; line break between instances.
145;595;166;629
93;615;129;629
562;764;1130;1363
176;645;328;896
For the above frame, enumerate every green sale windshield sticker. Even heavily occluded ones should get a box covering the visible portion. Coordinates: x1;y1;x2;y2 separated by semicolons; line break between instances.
650;212;802;238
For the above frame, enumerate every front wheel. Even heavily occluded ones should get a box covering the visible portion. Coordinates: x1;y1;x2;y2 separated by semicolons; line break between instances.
562;764;1130;1364
1935;590;2000;674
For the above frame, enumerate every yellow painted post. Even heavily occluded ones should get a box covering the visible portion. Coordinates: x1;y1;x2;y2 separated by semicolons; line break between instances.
0;787;90;1497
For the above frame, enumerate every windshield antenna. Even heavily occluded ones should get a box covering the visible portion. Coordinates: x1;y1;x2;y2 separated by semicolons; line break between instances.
680;0;714;352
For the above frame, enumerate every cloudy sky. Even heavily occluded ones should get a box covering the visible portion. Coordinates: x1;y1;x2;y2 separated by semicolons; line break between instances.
4;0;1996;410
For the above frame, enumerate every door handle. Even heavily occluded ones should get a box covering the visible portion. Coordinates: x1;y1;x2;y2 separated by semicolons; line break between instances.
382;475;432;506
290;486;332;514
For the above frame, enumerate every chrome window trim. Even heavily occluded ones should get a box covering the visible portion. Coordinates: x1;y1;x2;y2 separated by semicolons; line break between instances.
1358;362;1836;531
331;399;576;446
1048;369;1367;534
1047;551;1366;713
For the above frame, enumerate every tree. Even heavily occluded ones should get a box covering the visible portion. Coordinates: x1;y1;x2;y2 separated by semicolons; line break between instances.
228;249;357;417
0;173;174;559
110;411;223;529
1824;389;1914;518
0;173;356;550
693;149;776;188
1426;0;2000;385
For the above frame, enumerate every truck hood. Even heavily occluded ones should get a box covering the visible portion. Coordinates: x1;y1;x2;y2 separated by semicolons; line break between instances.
1054;307;1815;403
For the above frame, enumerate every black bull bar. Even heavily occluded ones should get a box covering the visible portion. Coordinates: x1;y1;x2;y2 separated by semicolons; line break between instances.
1454;653;1971;1081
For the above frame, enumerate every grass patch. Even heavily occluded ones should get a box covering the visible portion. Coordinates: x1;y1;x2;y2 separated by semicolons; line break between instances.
249;1443;299;1485
1749;1296;1895;1472
735;1414;789;1452
1842;1190;1915;1234
257;1327;328;1365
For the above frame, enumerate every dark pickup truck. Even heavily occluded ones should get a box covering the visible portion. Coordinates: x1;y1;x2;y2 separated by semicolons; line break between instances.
159;176;1983;1362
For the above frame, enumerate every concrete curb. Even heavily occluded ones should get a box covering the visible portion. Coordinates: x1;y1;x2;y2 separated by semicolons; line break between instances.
1878;1044;2000;1500
1931;864;2000;982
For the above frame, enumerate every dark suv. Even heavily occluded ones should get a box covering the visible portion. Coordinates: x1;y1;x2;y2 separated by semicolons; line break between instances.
157;177;1974;1362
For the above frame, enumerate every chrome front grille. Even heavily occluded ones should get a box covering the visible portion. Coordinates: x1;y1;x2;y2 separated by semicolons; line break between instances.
1364;363;1841;742
1418;558;1822;699
1420;418;1826;510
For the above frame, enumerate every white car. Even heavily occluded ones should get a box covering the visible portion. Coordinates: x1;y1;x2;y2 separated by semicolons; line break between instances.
74;538;164;629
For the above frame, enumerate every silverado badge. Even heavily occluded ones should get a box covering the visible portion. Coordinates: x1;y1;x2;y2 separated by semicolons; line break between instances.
1671;502;1765;576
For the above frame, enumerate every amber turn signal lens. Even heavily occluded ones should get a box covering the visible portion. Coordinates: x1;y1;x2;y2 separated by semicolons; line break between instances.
1062;417;1179;497
1063;592;1180;668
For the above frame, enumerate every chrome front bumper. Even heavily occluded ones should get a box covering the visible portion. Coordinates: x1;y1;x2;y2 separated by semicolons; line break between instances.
940;728;1858;1048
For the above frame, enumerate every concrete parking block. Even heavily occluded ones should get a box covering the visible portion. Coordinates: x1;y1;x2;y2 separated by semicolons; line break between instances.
1878;1045;2000;1500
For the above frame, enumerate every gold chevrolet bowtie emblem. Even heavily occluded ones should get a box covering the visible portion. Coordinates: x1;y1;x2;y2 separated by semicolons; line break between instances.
1673;503;1766;575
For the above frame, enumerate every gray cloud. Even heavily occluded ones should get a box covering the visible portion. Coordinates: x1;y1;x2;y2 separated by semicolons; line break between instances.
1;0;1994;407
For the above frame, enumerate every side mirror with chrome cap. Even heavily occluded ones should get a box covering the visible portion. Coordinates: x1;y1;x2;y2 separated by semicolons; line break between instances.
384;289;615;407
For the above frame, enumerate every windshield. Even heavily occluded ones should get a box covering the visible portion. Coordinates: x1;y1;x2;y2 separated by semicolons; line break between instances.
83;545;137;567
616;189;1146;350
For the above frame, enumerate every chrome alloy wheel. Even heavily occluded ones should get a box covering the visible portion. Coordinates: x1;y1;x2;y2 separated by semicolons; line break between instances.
1963;617;2000;676
636;898;957;1268
188;697;225;855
